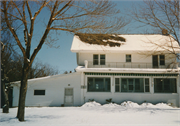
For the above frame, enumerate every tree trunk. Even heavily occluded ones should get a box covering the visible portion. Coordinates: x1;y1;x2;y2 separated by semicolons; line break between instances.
16;63;29;121
2;81;9;113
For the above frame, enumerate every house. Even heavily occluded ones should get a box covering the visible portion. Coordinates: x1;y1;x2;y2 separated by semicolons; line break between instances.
12;34;180;107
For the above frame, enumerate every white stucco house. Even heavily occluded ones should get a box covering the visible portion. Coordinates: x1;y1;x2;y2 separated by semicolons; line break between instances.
12;34;180;107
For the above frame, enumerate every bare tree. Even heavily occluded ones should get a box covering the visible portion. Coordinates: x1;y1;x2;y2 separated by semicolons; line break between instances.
131;0;179;66
29;59;59;79
131;0;179;43
1;0;128;121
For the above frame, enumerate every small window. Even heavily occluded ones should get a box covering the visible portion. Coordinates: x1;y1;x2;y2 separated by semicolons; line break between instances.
93;54;98;65
34;90;45;95
100;54;105;65
160;55;165;65
126;54;131;62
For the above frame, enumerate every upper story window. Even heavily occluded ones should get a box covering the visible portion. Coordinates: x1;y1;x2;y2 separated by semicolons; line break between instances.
93;54;98;65
93;54;105;65
126;54;131;62
152;55;165;68
160;55;165;65
100;54;105;65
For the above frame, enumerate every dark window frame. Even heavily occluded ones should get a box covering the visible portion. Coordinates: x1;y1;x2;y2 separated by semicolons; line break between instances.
100;54;106;65
126;54;131;62
87;77;111;92
93;54;99;65
34;90;45;95
160;55;165;65
115;78;150;93
154;78;177;93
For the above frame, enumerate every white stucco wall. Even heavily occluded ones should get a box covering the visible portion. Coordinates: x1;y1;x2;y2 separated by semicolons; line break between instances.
78;53;177;68
12;72;82;107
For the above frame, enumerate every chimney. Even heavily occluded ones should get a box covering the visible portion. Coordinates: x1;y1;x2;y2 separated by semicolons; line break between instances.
162;29;168;35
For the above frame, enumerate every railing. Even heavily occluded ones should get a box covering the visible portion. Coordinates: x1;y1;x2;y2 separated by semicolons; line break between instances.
87;61;176;69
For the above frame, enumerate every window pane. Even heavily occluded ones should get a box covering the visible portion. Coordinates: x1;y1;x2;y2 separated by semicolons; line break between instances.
154;78;177;93
135;79;140;90
164;79;170;91
88;78;94;91
160;55;165;65
145;78;150;92
153;55;158;68
100;59;105;65
34;90;45;95
129;85;133;91
121;79;127;92
95;78;104;91
93;55;98;59
87;77;111;92
105;78;110;92
154;79;163;92
128;79;133;91
100;55;105;59
100;55;105;65
93;55;98;65
115;78;119;92
126;55;131;62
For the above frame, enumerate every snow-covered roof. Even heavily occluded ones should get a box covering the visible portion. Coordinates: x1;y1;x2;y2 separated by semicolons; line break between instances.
71;34;180;53
10;72;79;86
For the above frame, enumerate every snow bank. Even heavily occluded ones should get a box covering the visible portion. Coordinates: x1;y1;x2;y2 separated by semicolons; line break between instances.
121;101;140;108
82;101;173;109
141;103;155;108
141;102;172;108
102;103;120;107
155;103;172;108
81;101;101;107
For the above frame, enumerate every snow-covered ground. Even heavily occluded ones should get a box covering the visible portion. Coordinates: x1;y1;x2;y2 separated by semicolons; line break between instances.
1;101;180;126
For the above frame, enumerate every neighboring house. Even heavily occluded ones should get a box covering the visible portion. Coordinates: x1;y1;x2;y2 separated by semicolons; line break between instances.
12;34;180;107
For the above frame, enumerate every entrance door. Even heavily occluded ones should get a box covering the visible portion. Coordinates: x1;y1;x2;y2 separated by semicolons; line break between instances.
64;88;73;106
152;55;158;68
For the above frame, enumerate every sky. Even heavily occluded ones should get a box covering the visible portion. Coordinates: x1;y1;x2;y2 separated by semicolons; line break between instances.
30;1;150;74
7;1;156;75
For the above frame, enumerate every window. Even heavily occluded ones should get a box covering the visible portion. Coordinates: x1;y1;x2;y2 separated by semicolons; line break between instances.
121;78;144;92
115;78;120;92
145;78;150;92
126;54;131;62
100;54;105;65
154;78;177;93
93;54;98;65
87;77;110;92
34;90;45;95
116;78;150;93
152;55;158;68
93;54;105;65
152;55;165;68
160;55;165;65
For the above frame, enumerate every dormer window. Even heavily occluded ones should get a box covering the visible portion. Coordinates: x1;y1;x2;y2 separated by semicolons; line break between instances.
93;54;105;65
126;54;131;62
